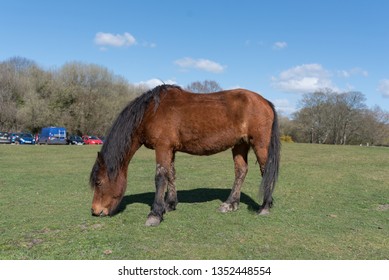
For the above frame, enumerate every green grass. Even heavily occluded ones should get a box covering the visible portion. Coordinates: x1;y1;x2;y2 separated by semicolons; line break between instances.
0;143;388;259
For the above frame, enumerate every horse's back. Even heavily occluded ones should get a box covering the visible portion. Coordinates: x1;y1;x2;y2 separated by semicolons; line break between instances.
140;88;275;155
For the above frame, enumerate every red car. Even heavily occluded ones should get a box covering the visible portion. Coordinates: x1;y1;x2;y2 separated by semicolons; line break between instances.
82;135;103;145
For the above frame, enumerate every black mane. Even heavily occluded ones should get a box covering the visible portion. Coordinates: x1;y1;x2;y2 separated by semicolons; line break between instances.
90;84;181;186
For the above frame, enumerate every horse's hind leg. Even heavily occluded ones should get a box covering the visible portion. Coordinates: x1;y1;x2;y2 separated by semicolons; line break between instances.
252;143;272;215
219;143;249;213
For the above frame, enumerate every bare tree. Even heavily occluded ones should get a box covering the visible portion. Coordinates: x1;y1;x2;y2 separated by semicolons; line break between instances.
0;57;143;135
186;80;222;93
53;62;140;135
0;57;37;131
294;90;333;143
356;107;389;145
294;90;370;144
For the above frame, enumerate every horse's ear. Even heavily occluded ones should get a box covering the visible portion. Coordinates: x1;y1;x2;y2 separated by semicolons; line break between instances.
96;152;104;166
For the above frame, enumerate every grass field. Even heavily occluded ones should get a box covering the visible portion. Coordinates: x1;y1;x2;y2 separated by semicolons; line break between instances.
0;143;388;260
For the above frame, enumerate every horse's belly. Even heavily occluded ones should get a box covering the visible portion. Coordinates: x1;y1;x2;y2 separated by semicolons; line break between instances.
177;132;244;155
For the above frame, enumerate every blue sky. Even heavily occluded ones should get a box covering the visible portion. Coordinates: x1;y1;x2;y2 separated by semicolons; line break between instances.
1;0;389;115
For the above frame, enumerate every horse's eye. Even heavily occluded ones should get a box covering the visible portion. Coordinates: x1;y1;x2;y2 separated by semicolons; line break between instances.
95;180;102;188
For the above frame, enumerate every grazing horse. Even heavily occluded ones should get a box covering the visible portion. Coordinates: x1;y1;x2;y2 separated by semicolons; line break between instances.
90;85;280;226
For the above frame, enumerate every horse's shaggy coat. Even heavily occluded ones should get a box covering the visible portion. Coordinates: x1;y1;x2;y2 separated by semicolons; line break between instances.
90;85;280;226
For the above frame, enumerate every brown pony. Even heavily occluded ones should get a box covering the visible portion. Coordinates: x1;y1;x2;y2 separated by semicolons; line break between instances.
90;85;280;226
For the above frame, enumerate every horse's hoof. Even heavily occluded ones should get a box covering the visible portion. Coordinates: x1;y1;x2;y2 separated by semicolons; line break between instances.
218;202;238;213
145;215;161;226
258;208;270;215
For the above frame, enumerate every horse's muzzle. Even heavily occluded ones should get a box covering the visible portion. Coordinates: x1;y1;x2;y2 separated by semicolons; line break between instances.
91;208;107;217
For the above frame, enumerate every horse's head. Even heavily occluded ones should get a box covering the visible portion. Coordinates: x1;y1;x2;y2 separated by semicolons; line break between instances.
90;152;127;217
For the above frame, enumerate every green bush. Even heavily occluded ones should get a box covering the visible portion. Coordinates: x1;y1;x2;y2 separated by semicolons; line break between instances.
280;135;294;143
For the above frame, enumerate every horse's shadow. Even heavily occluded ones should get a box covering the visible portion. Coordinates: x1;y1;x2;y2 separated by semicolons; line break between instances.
116;188;260;215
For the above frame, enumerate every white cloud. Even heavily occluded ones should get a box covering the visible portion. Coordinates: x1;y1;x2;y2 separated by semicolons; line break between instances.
378;79;389;97
337;67;368;78
135;78;177;89
174;57;225;73
141;41;157;48
273;41;287;50
94;32;136;47
272;63;337;94
273;99;297;115
227;85;242;90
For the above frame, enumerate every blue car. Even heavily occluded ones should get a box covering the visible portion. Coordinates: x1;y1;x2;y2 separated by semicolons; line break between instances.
15;133;36;145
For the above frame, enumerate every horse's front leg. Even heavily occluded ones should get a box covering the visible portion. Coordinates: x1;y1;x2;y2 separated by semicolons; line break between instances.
165;158;178;212
145;148;173;226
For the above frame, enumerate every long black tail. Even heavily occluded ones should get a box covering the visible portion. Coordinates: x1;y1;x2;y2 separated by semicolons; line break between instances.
260;101;281;210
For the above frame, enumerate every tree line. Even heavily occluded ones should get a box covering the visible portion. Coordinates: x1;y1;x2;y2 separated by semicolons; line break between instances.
0;57;145;135
280;90;389;145
1;56;388;145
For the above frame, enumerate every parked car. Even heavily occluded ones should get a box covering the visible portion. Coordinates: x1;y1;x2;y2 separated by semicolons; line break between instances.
9;132;20;143
15;133;35;145
67;135;84;145
82;135;103;145
38;127;67;145
0;132;11;144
